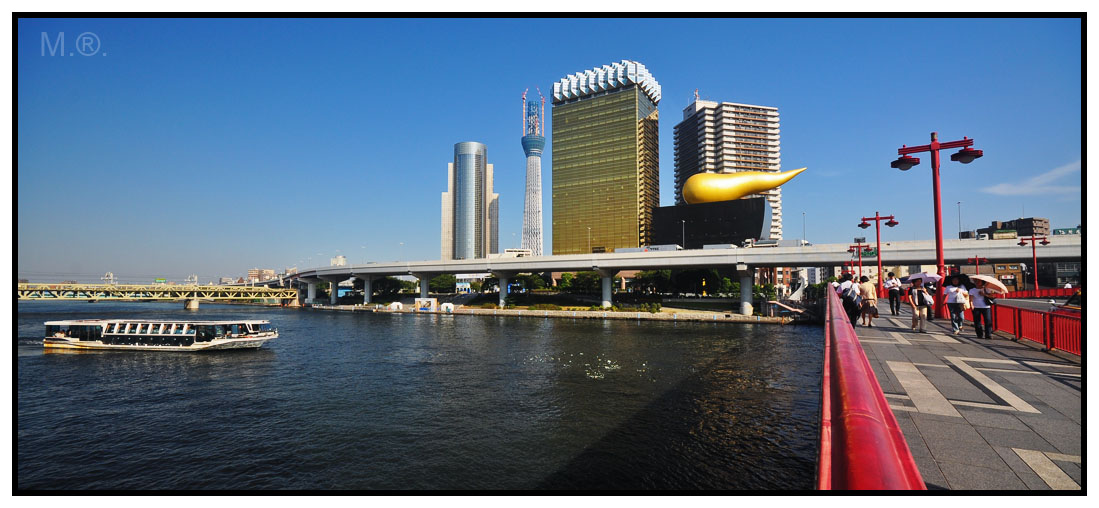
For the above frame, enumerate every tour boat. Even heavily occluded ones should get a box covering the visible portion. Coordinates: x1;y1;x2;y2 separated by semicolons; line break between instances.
42;319;277;351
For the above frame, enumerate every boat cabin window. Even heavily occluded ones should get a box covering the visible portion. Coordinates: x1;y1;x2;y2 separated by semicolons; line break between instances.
215;325;226;337
230;324;241;335
172;324;183;334
254;323;272;332
137;324;149;334
106;323;117;333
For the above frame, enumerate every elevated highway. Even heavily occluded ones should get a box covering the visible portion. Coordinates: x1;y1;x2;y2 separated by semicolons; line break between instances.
291;237;1081;313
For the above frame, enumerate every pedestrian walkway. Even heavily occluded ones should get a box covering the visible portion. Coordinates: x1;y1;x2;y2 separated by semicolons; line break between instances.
854;302;1082;490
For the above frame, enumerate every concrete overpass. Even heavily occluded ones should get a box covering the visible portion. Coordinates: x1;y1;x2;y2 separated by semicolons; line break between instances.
290;237;1082;314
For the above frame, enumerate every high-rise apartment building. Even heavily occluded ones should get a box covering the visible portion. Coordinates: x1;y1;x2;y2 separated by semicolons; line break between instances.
520;88;546;256
551;60;660;255
441;142;499;260
674;96;784;239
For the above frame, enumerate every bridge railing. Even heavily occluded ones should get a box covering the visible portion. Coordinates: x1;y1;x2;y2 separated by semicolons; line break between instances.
964;305;1082;356
818;290;926;490
997;287;1077;299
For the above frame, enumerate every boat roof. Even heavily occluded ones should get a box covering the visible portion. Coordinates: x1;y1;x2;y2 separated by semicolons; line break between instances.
44;319;271;325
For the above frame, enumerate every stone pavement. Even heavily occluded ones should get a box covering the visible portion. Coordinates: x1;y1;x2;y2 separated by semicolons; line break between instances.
853;302;1082;490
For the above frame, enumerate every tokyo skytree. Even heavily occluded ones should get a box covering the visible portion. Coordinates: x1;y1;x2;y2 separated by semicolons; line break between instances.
520;88;545;256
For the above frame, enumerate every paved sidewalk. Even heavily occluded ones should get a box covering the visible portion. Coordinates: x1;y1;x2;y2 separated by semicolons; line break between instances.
853;302;1082;490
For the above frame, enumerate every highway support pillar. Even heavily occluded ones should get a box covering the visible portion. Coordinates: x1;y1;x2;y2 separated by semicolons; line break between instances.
307;282;316;304
330;282;339;305
361;277;373;305
420;277;430;299
738;263;753;316
184;299;200;310
595;269;615;309
498;276;508;308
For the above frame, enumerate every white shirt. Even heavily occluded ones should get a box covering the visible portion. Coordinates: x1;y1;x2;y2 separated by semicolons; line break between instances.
969;287;990;308
839;280;856;295
883;278;901;290
944;285;966;303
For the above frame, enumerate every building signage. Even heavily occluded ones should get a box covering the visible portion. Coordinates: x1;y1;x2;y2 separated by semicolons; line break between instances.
154;278;166;284
1052;228;1081;235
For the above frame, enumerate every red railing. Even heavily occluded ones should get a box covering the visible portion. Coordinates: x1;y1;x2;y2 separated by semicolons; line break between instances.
998;287;1077;299
818;290;926;490
963;305;1081;356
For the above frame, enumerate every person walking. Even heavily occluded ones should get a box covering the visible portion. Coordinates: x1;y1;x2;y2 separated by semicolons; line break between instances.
883;272;902;315
838;273;861;323
943;276;969;335
969;279;995;339
907;278;932;332
858;275;878;327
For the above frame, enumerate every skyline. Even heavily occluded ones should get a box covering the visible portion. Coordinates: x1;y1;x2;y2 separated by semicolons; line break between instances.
16;18;1083;283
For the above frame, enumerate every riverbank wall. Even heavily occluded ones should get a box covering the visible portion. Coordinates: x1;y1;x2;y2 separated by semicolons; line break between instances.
306;303;794;324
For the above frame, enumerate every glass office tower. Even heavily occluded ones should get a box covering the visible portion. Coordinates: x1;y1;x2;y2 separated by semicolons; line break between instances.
441;142;498;260
551;60;661;255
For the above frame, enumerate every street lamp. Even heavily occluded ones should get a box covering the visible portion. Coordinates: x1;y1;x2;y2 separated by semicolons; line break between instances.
967;256;989;275
681;220;686;248
891;132;983;318
857;211;898;297
847;239;870;279
1017;236;1050;291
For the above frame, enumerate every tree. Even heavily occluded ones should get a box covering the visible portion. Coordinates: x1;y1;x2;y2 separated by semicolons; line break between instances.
570;271;601;293
429;274;456;293
469;280;483;292
559;272;574;290
373;277;405;295
482;277;499;292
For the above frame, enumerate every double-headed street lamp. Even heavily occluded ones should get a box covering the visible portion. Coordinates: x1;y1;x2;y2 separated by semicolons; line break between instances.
858;211;898;297
967;256;989;275
1017;236;1050;291
847;240;870;279
891;132;984;318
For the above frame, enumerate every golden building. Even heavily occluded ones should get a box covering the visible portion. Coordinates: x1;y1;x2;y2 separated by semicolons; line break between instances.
551;60;661;255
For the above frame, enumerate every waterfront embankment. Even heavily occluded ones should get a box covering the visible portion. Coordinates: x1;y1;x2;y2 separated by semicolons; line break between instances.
307;303;794;324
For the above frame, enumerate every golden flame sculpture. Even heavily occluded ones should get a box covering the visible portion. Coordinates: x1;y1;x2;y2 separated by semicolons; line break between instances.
682;167;807;204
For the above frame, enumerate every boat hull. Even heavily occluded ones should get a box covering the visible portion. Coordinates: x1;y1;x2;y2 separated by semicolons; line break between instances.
42;334;276;352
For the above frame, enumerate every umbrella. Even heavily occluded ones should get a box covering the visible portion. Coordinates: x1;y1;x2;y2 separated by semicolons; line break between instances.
906;272;942;284
969;274;1008;294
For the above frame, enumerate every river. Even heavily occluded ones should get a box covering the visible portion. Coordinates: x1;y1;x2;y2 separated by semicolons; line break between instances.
17;302;822;490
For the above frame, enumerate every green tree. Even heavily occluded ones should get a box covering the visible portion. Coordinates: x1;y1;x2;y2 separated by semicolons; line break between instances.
429;274;456;293
570;271;601;293
469;280;483;292
559;272;574;290
482;277;499;292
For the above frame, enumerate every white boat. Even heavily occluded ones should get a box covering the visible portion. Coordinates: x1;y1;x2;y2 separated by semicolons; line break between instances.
43;319;277;351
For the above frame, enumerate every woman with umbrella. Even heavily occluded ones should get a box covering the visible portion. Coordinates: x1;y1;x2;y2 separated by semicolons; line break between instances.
907;275;936;333
943;275;971;335
969;275;1007;339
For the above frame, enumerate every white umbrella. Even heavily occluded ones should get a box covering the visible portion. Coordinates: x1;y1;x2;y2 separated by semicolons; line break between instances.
970;274;1009;294
906;272;942;284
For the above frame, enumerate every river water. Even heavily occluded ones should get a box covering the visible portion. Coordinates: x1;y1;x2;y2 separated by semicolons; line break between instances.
17;302;822;490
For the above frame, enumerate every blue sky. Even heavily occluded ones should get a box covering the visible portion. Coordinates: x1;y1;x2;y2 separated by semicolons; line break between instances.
17;18;1082;283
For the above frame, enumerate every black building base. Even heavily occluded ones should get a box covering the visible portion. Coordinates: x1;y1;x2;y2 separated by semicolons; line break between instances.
652;197;770;249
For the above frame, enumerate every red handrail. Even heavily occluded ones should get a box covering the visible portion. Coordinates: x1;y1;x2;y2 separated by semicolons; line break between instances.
818;291;926;490
967;304;1081;356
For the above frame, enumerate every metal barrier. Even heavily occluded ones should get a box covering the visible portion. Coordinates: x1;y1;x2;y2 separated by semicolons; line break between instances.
998;287;1077;299
817;290;926;490
964;304;1081;356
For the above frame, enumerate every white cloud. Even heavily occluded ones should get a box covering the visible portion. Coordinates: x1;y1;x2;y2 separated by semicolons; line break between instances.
980;160;1081;196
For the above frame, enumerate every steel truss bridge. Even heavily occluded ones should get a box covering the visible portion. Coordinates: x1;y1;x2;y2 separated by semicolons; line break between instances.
16;283;299;307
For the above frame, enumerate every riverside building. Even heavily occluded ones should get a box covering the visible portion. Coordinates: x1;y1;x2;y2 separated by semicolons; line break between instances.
441;142;499;260
551;60;660;255
674;95;784;239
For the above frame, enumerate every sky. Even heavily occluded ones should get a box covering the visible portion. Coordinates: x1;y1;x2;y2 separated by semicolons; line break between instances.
16;17;1083;283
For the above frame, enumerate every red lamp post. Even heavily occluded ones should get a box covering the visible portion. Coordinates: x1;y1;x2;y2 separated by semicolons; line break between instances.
967;256;989;275
891;132;983;318
1017;236;1050;291
858;212;898;297
847;240;870;279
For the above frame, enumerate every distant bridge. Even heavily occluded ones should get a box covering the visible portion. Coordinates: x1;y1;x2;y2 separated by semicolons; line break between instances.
16;284;299;309
287;237;1081;313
